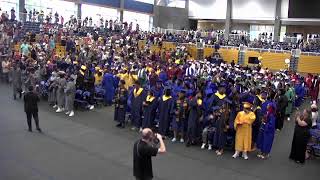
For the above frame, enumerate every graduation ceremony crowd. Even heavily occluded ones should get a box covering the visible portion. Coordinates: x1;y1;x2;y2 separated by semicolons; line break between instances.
1;8;320;164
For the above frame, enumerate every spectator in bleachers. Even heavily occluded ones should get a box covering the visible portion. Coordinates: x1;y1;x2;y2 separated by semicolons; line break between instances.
10;8;15;21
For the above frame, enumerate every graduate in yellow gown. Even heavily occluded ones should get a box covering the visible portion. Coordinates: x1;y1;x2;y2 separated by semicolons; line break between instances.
233;102;256;160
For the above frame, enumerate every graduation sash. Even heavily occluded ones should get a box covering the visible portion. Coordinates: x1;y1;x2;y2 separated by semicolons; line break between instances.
162;95;172;101
256;95;265;103
80;70;85;76
215;92;226;100
134;88;143;97
146;95;155;102
256;95;265;110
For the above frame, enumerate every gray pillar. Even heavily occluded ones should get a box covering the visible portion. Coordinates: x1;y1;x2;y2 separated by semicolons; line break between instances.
273;0;282;42
185;0;189;10
19;0;25;21
153;0;159;28
120;0;124;22
224;0;232;40
77;3;81;20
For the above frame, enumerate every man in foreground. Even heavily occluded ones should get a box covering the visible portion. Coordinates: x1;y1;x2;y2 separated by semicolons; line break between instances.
133;128;166;180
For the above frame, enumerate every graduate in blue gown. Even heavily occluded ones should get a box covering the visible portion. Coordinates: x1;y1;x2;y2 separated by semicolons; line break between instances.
151;80;163;98
228;87;240;130
203;88;214;119
257;103;276;159
212;102;229;156
158;87;175;136
210;83;227;108
294;81;304;108
172;79;183;100
130;81;147;131
102;69;116;106
172;90;188;143
159;68;168;83
142;89;158;129
186;91;203;147
114;80;128;128
252;89;266;149
226;87;240;146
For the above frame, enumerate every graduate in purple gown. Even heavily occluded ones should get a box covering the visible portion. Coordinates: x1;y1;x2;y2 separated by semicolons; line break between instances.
212;103;229;156
158;87;174;136
130;81;147;131
186;91;203;147
142;89;158;129
257;103;276;159
102;69;116;106
294;81;304;108
172;90;188;143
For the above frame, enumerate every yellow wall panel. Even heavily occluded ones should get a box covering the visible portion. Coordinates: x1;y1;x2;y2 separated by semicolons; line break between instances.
150;45;161;54
162;42;176;51
187;46;197;59
298;55;320;73
218;49;239;63
261;52;291;70
204;47;214;57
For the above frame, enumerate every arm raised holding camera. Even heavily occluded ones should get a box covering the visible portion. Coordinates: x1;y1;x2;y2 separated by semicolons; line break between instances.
156;133;166;154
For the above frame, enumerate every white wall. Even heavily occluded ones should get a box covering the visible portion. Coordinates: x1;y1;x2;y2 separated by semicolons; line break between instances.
232;0;277;20
188;0;227;19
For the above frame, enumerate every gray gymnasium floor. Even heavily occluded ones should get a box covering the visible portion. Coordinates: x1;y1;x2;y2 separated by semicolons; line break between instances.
0;84;319;180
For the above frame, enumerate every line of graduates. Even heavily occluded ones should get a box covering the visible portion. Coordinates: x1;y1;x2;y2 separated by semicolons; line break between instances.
112;77;294;159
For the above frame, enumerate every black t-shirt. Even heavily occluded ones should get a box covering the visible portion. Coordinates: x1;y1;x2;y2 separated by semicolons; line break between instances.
133;140;158;179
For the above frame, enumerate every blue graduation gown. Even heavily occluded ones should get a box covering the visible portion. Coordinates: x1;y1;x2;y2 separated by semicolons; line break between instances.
212;116;227;149
102;73;116;105
187;98;202;140
151;86;163;99
158;97;174;136
257;114;276;154
203;96;214;118
142;98;158;129
172;85;183;99
294;84;304;107
172;98;188;132
210;93;226;108
261;100;272;115
252;95;264;144
114;88;128;123
159;71;168;83
131;89;147;128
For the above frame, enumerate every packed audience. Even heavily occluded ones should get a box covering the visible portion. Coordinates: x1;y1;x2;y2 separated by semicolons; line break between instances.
2;7;320;53
1;7;320;163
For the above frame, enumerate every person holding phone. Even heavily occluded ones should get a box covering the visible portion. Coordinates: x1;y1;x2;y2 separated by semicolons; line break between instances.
133;128;166;180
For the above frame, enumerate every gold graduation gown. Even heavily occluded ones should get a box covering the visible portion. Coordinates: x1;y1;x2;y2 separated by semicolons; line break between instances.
234;111;256;152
